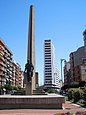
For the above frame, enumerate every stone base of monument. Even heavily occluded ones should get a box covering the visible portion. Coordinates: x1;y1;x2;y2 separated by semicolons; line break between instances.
26;82;32;95
0;94;65;109
24;73;32;95
33;89;46;95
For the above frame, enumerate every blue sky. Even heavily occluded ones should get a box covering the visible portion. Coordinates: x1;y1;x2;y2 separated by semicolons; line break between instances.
0;0;86;85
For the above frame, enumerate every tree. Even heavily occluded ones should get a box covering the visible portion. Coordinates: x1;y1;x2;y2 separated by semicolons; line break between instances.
12;86;18;90
4;84;12;90
0;85;3;89
70;82;79;88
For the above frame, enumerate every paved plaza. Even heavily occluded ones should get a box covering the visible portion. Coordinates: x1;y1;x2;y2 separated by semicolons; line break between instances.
0;101;86;115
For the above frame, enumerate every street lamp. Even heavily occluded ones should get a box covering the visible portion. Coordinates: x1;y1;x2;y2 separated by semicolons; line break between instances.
61;59;66;82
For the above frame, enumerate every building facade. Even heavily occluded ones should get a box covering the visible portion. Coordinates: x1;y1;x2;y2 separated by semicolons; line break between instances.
74;65;81;82
64;61;71;85
44;40;60;89
54;68;60;88
0;38;23;88
68;30;86;83
80;59;86;82
0;38;13;86
12;61;23;88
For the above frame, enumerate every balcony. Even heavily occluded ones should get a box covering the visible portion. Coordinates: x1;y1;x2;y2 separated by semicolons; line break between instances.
0;45;4;50
0;72;4;76
0;67;5;71
0;62;4;66
0;49;4;54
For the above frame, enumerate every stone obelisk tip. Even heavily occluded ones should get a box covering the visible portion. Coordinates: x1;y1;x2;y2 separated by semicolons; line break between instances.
30;5;33;8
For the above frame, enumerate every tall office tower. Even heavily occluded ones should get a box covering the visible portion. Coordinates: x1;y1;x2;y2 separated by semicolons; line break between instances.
0;38;13;86
44;40;60;89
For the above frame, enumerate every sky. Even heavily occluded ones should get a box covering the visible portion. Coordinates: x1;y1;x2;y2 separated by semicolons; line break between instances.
0;0;86;85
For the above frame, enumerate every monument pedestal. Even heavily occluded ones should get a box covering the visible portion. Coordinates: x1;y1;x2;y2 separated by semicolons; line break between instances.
24;72;32;95
26;82;32;95
24;72;36;95
0;94;65;109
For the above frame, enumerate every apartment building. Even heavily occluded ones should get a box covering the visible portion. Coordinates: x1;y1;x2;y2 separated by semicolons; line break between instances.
0;38;13;86
0;38;23;88
12;61;23;88
69;30;86;83
64;61;71;85
63;30;86;85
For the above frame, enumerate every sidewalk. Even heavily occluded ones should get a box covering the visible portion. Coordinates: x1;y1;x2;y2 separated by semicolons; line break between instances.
0;101;86;115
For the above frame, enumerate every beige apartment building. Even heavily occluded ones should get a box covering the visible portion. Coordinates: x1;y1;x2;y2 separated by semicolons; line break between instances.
12;61;23;88
0;38;13;86
0;38;23;88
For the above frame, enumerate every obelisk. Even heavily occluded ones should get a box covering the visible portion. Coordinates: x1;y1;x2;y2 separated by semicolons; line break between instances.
25;5;36;95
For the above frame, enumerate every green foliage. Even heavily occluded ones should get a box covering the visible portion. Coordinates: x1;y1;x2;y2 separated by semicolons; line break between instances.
0;85;3;89
70;82;79;88
73;89;81;102
47;89;58;94
68;88;83;102
4;84;12;90
68;87;86;106
13;88;25;95
83;87;86;105
68;88;82;102
68;89;74;100
61;82;80;90
83;87;86;100
12;86;18;90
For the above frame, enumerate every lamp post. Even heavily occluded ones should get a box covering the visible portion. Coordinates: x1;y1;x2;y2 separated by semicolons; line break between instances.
61;59;66;83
